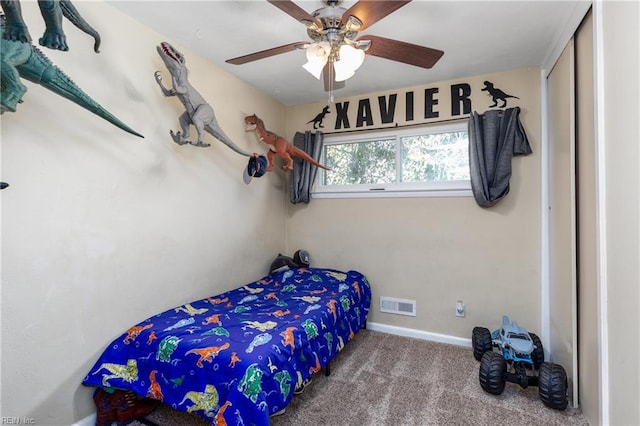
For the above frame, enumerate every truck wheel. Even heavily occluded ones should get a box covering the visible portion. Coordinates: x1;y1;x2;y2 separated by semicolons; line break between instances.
479;351;506;395
472;327;493;361
529;333;544;369
538;362;568;410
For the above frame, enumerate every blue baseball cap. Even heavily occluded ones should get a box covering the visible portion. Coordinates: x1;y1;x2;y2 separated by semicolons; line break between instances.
243;154;268;184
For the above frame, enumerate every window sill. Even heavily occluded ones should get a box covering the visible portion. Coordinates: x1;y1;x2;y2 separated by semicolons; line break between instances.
311;188;473;199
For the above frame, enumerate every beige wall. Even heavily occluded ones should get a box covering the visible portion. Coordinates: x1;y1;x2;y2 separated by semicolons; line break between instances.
285;68;542;339
0;2;287;423
600;2;640;425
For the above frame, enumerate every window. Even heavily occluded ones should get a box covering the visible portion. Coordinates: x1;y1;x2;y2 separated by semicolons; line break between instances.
314;121;472;198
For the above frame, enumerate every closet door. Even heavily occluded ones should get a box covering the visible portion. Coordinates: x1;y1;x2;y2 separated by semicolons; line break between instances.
575;9;599;423
547;39;578;406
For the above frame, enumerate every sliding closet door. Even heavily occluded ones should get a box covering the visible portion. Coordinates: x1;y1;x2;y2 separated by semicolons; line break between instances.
547;40;578;406
575;9;599;423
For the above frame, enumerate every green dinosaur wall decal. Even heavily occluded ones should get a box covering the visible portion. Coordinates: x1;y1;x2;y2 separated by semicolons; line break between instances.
0;0;100;52
0;15;143;138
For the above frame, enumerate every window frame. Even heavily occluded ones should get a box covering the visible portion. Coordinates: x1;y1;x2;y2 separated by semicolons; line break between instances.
313;120;473;199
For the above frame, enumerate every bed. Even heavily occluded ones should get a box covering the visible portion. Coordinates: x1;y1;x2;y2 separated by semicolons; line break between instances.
82;267;372;425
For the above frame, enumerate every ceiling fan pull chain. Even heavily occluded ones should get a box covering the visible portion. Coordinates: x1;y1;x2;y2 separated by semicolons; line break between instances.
329;62;335;104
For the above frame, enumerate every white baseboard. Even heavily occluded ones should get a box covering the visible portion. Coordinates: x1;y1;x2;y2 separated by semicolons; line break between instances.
366;322;472;347
71;413;96;426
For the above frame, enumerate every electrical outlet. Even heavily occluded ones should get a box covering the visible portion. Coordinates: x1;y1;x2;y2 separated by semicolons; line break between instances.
456;300;465;317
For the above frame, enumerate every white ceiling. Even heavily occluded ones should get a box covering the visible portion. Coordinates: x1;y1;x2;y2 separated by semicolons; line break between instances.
109;0;589;106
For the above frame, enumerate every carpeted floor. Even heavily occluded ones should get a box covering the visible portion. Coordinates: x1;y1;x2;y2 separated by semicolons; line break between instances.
130;329;588;425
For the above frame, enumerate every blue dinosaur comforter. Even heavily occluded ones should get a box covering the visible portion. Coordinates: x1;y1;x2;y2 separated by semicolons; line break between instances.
83;267;371;425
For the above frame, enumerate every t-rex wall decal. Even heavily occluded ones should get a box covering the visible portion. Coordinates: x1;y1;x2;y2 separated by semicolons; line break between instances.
0;0;100;52
481;81;520;108
0;15;143;137
154;41;253;157
306;106;330;129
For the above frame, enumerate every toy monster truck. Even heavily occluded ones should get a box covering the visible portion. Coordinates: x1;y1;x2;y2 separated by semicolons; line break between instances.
472;315;568;410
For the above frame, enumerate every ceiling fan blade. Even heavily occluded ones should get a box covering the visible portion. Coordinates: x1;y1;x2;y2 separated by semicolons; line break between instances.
359;35;444;69
323;62;345;92
226;42;307;65
341;0;412;31
267;0;323;29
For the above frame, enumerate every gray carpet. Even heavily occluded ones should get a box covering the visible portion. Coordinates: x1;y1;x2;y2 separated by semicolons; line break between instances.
131;329;588;425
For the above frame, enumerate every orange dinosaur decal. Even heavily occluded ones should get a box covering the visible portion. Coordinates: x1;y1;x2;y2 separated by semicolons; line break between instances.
147;370;163;400
309;352;321;375
264;292;278;301
123;324;153;345
146;331;157;345
244;114;331;172
203;313;222;326
310;287;328;294
186;343;230;368
280;327;297;351
326;299;338;322
228;352;241;368
353;281;361;300
215;400;232;426
208;296;228;305
269;309;290;318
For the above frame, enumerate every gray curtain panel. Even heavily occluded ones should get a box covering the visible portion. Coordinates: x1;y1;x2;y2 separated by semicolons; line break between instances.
290;131;324;204
468;107;532;207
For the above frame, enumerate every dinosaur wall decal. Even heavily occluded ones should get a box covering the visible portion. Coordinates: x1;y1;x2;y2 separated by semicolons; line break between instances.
306;106;330;130
481;81;520;108
0;0;100;52
154;41;253;157
0;15;143;137
244;114;331;172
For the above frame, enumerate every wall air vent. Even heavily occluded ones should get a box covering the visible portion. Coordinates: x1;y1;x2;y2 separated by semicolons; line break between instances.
379;296;416;316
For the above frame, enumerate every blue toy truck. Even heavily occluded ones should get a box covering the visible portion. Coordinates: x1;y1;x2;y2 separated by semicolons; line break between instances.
472;315;568;410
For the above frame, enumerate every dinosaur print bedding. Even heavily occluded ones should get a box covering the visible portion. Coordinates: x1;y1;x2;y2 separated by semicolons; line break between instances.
82;267;371;425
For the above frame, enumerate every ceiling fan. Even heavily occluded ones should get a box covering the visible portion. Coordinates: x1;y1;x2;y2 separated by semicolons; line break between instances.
226;0;444;93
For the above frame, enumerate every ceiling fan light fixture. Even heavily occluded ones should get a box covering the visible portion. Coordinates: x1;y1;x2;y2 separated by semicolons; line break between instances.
333;64;354;82
355;39;372;51
303;41;330;79
344;15;363;32
334;44;365;82
303;59;325;80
